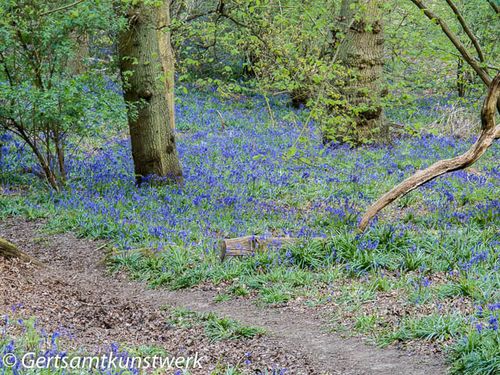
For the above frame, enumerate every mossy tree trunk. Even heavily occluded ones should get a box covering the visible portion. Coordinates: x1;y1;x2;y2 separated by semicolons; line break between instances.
326;0;385;144
118;1;183;185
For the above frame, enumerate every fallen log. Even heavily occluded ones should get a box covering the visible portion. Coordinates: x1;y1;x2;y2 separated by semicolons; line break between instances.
219;235;324;260
0;237;43;266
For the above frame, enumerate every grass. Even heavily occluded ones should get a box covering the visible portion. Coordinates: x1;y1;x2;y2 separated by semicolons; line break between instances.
167;307;266;341
449;329;500;375
1;89;499;374
379;313;466;345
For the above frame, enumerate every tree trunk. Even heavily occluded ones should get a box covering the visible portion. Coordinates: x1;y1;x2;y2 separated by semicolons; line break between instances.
158;0;176;131
118;2;183;185
68;32;89;75
457;58;466;98
326;0;385;144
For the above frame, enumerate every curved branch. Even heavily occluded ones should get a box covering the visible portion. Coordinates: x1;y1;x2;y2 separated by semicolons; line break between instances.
358;74;500;232
40;0;85;17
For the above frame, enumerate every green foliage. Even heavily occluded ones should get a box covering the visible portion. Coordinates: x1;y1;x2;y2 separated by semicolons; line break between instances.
0;0;125;189
172;0;498;144
450;329;500;375
384;0;498;132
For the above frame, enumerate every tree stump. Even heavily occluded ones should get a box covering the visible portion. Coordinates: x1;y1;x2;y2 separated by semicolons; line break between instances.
0;237;42;266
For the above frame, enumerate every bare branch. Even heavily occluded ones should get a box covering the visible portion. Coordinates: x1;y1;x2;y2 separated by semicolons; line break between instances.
444;0;486;64
358;74;500;232
408;0;491;86
181;10;217;24
487;0;500;14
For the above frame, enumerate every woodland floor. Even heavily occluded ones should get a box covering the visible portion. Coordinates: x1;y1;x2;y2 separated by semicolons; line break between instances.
1;217;448;375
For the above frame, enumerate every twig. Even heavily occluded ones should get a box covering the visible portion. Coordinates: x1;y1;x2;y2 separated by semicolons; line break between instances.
40;0;85;17
215;110;226;130
94;243;110;252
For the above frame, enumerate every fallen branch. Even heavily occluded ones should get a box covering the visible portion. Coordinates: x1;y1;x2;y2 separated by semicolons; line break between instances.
358;74;500;232
0;237;43;266
220;235;324;260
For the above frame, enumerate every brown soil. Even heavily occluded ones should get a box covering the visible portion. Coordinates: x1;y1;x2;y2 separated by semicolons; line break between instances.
0;218;448;374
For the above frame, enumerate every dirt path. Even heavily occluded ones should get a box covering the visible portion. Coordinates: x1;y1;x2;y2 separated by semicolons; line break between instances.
0;218;448;374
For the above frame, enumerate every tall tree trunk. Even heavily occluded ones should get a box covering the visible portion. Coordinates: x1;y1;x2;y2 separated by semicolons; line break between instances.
158;0;176;130
118;2;183;185
457;58;466;98
326;0;385;144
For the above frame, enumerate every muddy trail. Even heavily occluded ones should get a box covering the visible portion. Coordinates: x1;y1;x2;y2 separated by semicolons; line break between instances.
0;218;447;374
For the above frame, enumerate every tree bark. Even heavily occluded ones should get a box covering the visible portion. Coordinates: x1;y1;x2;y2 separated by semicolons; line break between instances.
456;58;473;98
358;74;500;232
327;0;385;143
119;2;183;185
158;0;176;130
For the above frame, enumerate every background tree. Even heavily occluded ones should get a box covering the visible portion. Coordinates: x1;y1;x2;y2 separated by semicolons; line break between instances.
158;0;176;130
324;0;386;144
119;0;183;185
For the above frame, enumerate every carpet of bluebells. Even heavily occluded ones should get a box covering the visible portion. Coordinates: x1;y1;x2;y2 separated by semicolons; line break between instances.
1;90;499;374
